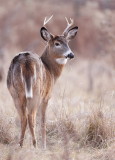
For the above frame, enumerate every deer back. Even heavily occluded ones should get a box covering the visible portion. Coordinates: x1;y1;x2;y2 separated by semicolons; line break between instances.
7;52;54;102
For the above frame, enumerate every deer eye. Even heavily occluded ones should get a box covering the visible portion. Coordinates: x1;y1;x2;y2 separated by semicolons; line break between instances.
55;42;60;47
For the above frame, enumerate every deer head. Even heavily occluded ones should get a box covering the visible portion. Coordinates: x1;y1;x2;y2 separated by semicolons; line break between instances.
40;16;78;65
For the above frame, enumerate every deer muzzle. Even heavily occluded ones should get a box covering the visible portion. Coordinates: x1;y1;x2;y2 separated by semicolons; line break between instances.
66;52;74;59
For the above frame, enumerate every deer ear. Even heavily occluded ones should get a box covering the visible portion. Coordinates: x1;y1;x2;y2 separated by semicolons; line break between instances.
66;26;78;41
40;27;53;41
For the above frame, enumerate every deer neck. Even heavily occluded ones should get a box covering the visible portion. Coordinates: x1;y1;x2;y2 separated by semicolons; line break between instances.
41;47;64;81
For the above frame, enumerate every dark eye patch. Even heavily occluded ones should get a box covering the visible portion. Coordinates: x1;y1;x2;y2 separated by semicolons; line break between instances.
55;42;60;46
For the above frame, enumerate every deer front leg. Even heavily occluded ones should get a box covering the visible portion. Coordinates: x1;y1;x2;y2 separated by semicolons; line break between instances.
40;101;48;149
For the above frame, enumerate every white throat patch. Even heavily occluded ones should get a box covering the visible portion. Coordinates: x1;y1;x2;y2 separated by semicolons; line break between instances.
56;58;68;65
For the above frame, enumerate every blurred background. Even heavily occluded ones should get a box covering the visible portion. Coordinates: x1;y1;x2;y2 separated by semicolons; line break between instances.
0;0;115;159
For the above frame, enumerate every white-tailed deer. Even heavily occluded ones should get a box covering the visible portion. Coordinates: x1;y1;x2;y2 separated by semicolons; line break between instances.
7;16;78;148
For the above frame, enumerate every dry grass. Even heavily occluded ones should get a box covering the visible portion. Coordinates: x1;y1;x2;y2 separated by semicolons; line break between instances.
0;0;115;159
0;54;115;160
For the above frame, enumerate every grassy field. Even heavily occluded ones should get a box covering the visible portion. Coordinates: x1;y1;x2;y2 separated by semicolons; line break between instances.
0;52;115;160
0;0;115;159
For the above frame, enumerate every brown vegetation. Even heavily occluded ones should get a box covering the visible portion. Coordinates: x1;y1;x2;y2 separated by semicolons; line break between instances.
0;0;115;159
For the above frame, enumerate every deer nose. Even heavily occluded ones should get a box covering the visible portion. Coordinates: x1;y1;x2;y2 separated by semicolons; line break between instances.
67;52;74;59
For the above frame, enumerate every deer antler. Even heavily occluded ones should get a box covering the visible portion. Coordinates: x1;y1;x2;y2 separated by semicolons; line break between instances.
63;17;74;36
43;15;53;26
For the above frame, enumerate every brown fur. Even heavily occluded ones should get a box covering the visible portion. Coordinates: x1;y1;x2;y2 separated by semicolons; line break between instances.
7;24;78;148
7;49;64;148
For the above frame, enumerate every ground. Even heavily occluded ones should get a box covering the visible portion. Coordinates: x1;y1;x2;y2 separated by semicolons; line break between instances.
0;55;115;160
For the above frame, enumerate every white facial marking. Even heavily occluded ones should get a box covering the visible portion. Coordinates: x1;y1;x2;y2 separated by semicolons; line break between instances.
63;50;72;57
56;58;68;65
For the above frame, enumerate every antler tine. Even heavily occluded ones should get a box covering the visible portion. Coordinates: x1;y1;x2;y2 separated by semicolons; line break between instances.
43;15;53;26
63;17;74;36
65;17;69;25
65;17;73;25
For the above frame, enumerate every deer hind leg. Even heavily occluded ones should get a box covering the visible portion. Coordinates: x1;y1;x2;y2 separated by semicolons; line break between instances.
20;110;27;147
27;98;39;147
28;109;37;147
40;101;48;149
14;98;27;147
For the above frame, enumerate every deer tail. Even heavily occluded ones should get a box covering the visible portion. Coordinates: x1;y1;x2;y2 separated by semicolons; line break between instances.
25;75;33;98
20;64;36;99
